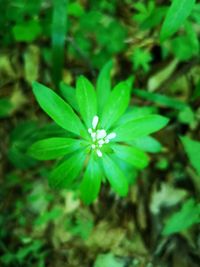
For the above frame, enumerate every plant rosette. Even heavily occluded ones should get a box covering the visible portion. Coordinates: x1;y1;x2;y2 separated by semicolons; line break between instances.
29;62;169;204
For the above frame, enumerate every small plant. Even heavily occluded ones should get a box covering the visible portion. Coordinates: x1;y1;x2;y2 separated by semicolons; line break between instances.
163;198;200;235
29;63;169;204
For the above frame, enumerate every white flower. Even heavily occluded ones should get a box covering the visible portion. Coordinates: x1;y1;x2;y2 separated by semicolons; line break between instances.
88;128;93;134
92;115;99;129
91;132;96;141
98;140;105;146
96;129;107;139
106;132;116;140
88;116;117;157
96;149;103;157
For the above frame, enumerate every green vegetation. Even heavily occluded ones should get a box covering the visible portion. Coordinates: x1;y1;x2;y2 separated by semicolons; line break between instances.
1;0;200;266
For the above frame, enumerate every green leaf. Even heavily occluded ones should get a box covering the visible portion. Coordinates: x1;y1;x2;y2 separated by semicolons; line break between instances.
133;89;187;110
156;157;169;170
133;1;155;24
140;6;167;30
68;216;93;240
170;20;199;61
13;20;41;42
80;155;102;204
51;0;68;85
162;199;200;235
185;20;199;54
97;60;113;114
101;80;131;130
180;136;200;175
178;106;195;125
132;48;152;72
16;240;42;262
130;136;162;153
35;207;62;226
0;98;13;118
76;75;97;128
111;144;149;169
32;82;86;137
114;115;169;142
94;253;124;267
28;137;83;160
67;2;84;17
147;59;178;91
24;46;39;83
191;3;200;24
49;150;86;189
160;0;196;41
117;106;155;125
113;155;138;185
102;154;128;196
8;121;38;169
60;82;79;112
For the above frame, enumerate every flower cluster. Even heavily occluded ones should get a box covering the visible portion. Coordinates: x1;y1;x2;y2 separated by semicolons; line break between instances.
88;115;116;158
30;65;169;205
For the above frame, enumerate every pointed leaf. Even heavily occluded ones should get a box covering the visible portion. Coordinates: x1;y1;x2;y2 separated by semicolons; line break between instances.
133;89;187;110
49;150;86;189
28;137;84;160
114;115;169;142
80;155;102;205
130;136;162;153
32;82;86;136
162;199;200;235
117;106;155;125
51;0;68;85
76;75;97;128
180;136;200;175
102;154;128;197
60;82;79;112
101;80;131;130
111;144;149;169
97;60;113;114
160;0;196;41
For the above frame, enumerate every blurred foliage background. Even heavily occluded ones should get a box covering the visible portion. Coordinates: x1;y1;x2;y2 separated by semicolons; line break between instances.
0;0;200;266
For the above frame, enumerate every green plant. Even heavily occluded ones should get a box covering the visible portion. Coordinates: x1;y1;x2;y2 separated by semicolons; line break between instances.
133;0;167;30
94;253;124;267
0;98;13;118
160;0;196;41
163;198;200;235
131;47;152;72
67;9;127;68
180;136;200;176
28;62;169;204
